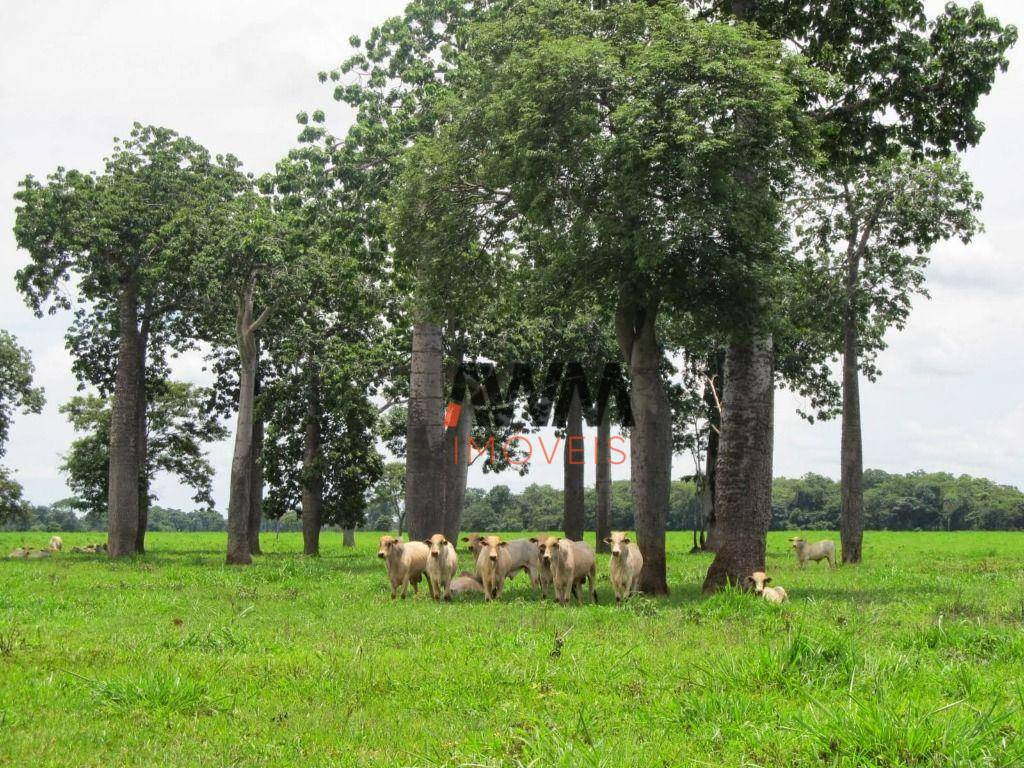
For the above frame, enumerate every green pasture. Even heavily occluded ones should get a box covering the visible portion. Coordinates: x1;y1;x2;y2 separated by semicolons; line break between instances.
1;531;1023;767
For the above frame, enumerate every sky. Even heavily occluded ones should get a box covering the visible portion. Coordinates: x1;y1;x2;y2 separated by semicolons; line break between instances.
0;0;1021;511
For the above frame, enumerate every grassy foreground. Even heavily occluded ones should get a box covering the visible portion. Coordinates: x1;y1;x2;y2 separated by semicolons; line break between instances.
1;531;1023;767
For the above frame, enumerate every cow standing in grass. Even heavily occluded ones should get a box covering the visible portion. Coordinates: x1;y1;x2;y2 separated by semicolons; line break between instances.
789;537;836;569
534;537;596;605
377;535;430;599
605;531;642;602
475;536;512;601
424;533;459;602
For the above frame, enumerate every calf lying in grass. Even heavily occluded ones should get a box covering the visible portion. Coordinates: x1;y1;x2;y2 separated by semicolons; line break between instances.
8;547;50;559
377;536;429;599
449;571;484;596
745;571;788;604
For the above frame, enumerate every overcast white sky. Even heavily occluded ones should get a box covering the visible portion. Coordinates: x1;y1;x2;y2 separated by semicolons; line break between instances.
1;0;1021;510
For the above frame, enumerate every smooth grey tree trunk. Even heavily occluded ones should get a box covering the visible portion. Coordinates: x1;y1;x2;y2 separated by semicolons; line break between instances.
563;390;585;541
616;300;671;595
442;393;473;543
226;293;258;565
840;252;864;564
343;528;355;547
703;338;775;592
595;409;612;553
702;352;724;552
301;372;323;556
108;278;143;557
405;321;446;541
134;319;150;554
249;408;264;555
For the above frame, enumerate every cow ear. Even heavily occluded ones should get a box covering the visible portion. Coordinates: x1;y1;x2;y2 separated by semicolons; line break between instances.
764;576;772;584
422;539;431;546
743;575;753;585
602;538;611;544
529;538;538;543
499;541;508;547
461;537;469;542
623;537;630;544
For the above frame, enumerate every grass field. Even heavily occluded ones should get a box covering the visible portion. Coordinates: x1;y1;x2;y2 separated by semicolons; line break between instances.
1;530;1023;767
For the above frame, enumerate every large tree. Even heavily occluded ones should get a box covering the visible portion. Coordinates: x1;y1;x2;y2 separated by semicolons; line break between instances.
795;153;981;563
192;186;297;564
13;125;234;556
701;0;1015;580
435;0;816;593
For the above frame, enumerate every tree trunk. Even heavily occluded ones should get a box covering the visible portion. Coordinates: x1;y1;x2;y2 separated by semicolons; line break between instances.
134;319;150;554
703;338;775;592
301;371;323;556
595;409;612;553
405;321;446;541
616;299;671;595
226;293;257;565
442;393;473;543
702;352;724;552
343;528;355;547
249;402;264;555
563;390;585;540
107;278;143;557
840;255;864;564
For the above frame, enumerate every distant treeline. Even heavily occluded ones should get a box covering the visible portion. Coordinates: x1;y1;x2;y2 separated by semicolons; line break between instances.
5;470;1022;533
456;470;1024;533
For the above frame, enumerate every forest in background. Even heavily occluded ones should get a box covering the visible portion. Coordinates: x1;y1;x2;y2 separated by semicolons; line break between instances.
7;469;1021;534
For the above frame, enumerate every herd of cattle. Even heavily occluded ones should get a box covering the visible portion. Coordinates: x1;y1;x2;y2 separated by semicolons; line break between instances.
377;532;838;604
4;531;837;604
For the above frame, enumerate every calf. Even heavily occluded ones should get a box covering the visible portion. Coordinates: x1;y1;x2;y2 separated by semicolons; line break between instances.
463;534;542;589
604;532;643;602
450;570;485;597
377;535;430;599
423;533;459;602
789;537;836;569
475;536;513;601
745;571;789;604
48;536;63;552
534;537;596;605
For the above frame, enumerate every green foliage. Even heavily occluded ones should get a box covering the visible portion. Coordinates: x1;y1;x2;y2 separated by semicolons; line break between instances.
0;330;44;459
58;382;227;524
793;152;982;381
0;467;31;526
364;462;406;532
2;530;1024;766
717;0;1018;162
439;0;821;334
